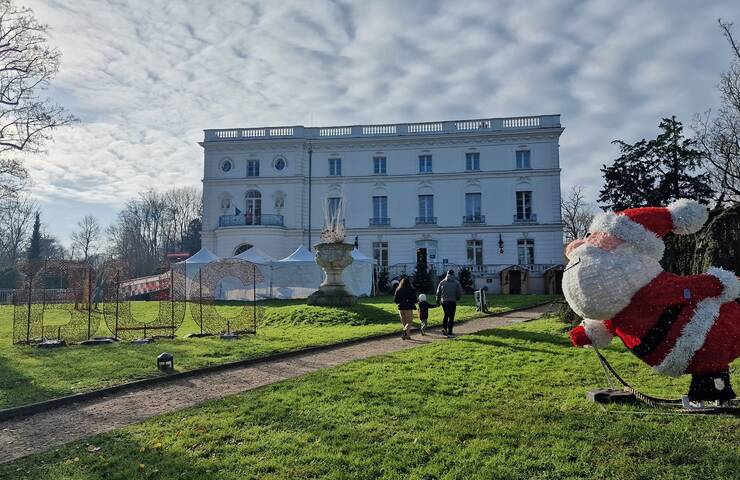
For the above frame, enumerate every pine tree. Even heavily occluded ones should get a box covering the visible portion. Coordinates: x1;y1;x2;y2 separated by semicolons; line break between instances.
458;267;474;293
412;249;433;293
28;212;41;260
599;116;713;210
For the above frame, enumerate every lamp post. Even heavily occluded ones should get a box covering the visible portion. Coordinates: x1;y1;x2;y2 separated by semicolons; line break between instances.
498;233;505;254
307;142;313;251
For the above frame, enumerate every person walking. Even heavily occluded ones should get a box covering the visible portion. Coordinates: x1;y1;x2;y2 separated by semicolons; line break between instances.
393;277;417;340
436;269;462;337
417;294;438;335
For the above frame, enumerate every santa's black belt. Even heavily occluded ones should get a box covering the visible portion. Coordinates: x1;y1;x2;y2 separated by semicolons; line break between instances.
631;304;684;358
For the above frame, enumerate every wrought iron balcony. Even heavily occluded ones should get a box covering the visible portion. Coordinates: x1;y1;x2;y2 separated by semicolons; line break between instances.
415;216;437;225
219;214;284;227
369;217;391;226
513;213;537;223
462;214;485;225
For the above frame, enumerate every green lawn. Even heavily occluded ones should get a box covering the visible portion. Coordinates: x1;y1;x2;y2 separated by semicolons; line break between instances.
3;317;737;479
0;294;557;410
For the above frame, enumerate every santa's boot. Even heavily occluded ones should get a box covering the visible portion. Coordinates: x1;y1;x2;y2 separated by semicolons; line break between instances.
683;370;736;408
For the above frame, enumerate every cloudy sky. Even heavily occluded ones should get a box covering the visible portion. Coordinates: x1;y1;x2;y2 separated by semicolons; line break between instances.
20;0;740;244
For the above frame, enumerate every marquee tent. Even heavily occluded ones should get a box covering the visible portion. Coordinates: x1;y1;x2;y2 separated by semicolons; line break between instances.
343;248;373;297
271;245;323;299
174;248;220;299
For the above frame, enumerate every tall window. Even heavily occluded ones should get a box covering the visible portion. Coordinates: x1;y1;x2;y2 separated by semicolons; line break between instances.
328;197;341;219
245;190;262;225
465;152;480;171
518;239;535;264
418;195;434;222
247;159;260;177
516;150;531;169
466;240;483;265
373;241;389;268
329;158;342;176
465;193;482;221
516;191;532;219
372;196;388;220
418;154;432;173
373;156;387;174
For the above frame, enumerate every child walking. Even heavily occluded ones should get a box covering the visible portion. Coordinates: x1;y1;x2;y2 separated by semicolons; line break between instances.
417;294;437;335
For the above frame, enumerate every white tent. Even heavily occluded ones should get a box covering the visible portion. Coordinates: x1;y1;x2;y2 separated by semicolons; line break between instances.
271;245;323;299
175;248;220;299
224;247;275;300
233;246;275;264
343;248;374;297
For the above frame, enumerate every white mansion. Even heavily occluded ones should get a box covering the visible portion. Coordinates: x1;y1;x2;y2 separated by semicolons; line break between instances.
200;115;565;293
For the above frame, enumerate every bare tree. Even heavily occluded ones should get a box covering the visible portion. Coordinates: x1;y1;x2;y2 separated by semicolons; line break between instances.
0;191;35;263
562;185;596;243
70;214;101;262
693;19;740;205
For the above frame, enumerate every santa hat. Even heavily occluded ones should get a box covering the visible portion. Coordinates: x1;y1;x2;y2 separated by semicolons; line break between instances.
590;199;708;258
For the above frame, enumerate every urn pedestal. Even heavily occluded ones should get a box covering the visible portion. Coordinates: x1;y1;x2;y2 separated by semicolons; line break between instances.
307;242;358;306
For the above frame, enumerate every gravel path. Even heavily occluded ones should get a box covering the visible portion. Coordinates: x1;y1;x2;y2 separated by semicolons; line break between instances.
0;303;555;463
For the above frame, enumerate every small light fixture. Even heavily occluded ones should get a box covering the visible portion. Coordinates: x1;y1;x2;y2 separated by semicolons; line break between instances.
157;352;174;371
498;234;504;254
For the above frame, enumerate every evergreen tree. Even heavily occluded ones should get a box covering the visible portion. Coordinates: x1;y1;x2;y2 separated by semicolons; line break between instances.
599;117;713;210
179;218;202;254
28;212;41;260
412;249;433;293
458;267;474;293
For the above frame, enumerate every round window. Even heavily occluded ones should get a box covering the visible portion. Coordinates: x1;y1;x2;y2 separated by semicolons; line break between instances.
274;157;286;171
221;160;232;172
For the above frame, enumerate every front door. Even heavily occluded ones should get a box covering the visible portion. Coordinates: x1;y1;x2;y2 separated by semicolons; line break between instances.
245;197;261;225
509;270;521;294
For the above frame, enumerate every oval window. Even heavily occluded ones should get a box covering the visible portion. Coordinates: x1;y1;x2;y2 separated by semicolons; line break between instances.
274;158;286;171
221;160;232;172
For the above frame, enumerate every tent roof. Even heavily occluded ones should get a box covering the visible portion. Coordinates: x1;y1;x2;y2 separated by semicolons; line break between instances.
279;245;316;262
233;246;276;264
179;248;219;264
351;248;373;261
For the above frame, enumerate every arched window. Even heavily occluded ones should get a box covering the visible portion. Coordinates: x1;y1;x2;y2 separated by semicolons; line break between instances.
234;244;253;255
245;190;262;225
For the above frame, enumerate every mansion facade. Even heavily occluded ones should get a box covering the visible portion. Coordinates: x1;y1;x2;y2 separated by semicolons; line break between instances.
200;115;565;292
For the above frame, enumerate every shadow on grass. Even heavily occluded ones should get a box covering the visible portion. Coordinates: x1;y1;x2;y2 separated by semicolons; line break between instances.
456;327;571;355
0;354;67;409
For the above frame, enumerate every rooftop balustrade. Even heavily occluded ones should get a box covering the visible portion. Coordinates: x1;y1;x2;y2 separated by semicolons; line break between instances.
204;115;561;142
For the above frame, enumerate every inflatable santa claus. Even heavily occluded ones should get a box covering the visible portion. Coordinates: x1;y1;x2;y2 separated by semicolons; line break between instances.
563;199;740;403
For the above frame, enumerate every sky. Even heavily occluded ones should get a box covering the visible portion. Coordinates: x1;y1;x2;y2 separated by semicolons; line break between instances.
19;0;740;245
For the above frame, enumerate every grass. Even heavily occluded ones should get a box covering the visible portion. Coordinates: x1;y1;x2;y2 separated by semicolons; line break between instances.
0;294;557;410
2;317;737;479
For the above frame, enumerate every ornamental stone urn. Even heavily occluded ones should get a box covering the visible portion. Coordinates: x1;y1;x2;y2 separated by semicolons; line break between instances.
307;242;358;306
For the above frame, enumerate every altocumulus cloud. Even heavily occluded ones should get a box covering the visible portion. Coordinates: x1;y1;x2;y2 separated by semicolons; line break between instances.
20;0;740;240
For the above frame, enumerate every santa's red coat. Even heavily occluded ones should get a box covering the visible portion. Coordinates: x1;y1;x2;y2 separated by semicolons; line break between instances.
570;271;740;375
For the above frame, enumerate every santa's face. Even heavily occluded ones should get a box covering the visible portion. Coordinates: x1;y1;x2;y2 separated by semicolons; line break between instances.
562;232;662;320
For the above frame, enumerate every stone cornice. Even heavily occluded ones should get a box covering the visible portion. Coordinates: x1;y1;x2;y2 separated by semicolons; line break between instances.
208;223;564;236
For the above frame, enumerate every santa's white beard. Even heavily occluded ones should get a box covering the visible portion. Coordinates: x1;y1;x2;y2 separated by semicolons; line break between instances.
562;243;663;320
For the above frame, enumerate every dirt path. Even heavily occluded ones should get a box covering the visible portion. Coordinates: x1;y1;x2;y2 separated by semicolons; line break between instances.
0;303;555;463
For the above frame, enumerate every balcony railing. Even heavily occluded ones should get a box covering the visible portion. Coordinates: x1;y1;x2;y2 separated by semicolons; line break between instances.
369;217;391;226
415;216;437;225
462;214;486;225
513;214;538;223
219;214;284;227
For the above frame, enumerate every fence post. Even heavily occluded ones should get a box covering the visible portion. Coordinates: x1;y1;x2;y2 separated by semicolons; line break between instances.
114;271;120;338
87;266;92;340
170;268;175;338
198;269;203;335
26;273;32;344
253;264;257;333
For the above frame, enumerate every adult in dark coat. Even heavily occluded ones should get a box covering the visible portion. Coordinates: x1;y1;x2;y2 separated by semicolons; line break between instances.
394;277;417;340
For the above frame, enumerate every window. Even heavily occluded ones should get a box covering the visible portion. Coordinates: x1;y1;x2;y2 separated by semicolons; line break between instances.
418;195;434;223
373;241;389;268
372;196;388;220
328;197;342;219
516;191;532;220
234;244;253;255
373;156;387;174
467;240;483;265
418;155;432;173
465;152;480;171
465;193;482;222
221;159;232;172
329;158;342;176
518;239;535;264
247;159;260;177
516;150;531;169
245;190;262;225
274;157;286;171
